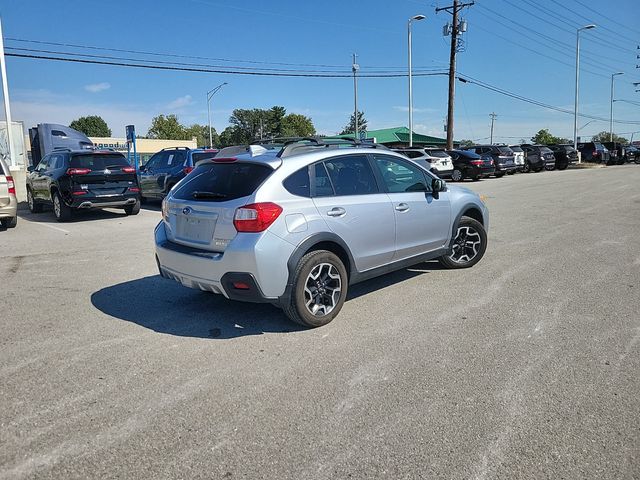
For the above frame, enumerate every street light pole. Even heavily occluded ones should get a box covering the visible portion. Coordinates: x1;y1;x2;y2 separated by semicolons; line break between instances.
573;24;596;160
207;82;227;147
352;53;359;141
408;14;426;147
610;72;623;142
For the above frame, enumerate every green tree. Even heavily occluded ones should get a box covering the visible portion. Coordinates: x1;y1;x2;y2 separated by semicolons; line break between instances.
340;110;368;135
268;106;287;138
281;113;316;137
69;115;111;137
592;131;628;144
185;124;219;147
147;114;186;140
219;126;249;147
458;139;475;147
531;128;569;145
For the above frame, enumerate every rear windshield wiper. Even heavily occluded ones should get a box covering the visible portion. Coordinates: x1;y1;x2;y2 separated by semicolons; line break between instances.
192;191;227;199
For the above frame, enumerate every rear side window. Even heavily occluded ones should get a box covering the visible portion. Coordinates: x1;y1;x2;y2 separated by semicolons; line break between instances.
173;162;273;202
401;150;424;159
283;167;310;197
164;151;187;167
323;155;378;196
70;154;129;170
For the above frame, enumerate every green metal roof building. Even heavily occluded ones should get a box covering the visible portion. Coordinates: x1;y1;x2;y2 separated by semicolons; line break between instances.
327;127;452;148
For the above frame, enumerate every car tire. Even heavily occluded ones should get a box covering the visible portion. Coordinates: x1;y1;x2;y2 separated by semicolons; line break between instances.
472;175;480;181
495;172;505;178
451;168;464;182
283;250;348;328
557;163;568;170
507;170;515;175
124;200;141;216
52;191;72;222
522;162;531;173
27;188;43;213
1;216;17;228
439;216;488;269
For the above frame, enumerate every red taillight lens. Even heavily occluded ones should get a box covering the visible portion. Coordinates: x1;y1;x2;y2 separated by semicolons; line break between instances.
592;150;598;156
128;187;140;192
6;176;16;195
232;281;251;290
66;168;92;175
72;190;88;196
183;166;194;175
121;166;136;173
233;202;282;233
470;160;484;166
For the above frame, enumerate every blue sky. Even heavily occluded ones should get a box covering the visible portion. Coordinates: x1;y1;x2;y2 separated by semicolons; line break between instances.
1;0;639;143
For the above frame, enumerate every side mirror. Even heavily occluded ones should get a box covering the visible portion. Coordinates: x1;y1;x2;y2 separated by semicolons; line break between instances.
139;165;146;172
27;165;35;172
432;178;446;192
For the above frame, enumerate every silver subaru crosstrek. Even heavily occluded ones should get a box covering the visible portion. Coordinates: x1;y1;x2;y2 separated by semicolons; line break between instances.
155;139;489;327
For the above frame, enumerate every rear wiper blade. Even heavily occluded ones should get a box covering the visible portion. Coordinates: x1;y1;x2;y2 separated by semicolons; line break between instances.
192;191;227;199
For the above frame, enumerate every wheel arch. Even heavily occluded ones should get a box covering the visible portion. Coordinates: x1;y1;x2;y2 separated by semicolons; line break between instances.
448;203;486;249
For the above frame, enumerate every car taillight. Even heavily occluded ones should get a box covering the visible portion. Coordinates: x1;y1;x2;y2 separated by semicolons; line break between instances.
470;160;483;166
161;199;169;222
121;166;136;173
183;166;194;175
592;150;599;156
6;176;16;195
234;202;282;233
128;187;140;192
66;168;92;175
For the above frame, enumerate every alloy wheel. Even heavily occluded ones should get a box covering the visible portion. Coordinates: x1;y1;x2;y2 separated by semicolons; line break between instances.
452;169;462;182
303;263;342;316
53;195;61;219
448;226;482;264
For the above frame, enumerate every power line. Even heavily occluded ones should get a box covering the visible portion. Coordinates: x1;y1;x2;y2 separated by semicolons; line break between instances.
4;52;448;78
568;0;640;41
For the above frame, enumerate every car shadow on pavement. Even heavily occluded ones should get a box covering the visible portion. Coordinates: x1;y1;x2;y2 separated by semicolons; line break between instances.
91;275;304;339
18;208;128;223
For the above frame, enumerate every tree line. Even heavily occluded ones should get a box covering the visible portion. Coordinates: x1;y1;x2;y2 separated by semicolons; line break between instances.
68;109;369;147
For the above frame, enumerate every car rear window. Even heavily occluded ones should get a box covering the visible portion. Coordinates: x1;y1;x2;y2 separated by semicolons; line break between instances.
172;162;273;202
509;146;523;153
192;152;217;163
497;146;513;154
425;149;448;158
540;147;553;154
69;154;129;170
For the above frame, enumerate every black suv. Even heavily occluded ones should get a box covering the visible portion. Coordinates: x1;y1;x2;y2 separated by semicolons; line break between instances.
547;144;578;170
462;145;517;177
26;149;141;221
601;142;629;165
520;144;555;172
139;147;218;200
446;149;495;181
577;142;611;164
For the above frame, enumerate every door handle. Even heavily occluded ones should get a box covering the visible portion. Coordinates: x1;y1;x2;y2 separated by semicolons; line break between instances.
395;203;410;212
327;207;346;217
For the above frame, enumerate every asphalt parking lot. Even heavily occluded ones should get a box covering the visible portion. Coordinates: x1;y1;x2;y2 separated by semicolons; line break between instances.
1;165;639;479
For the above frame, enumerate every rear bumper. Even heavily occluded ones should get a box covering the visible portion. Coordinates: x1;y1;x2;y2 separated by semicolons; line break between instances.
154;221;294;300
0;196;18;218
70;194;139;209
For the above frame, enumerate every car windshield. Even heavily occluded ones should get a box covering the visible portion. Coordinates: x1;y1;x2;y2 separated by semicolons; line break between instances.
69;154;130;170
172;162;273;202
425;149;449;158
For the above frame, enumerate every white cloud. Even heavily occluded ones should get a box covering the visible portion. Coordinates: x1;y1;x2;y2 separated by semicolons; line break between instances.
167;95;194;110
84;82;111;93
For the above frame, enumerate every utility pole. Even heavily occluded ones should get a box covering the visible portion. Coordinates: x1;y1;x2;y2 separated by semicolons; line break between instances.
352;53;359;141
489;112;497;144
609;72;623;142
436;1;474;150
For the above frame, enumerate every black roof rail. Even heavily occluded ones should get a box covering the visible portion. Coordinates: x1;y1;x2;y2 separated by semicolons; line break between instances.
160;146;191;151
277;137;388;158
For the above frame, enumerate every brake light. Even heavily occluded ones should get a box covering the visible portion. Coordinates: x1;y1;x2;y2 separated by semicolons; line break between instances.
121;166;136;173
162;199;169;222
183;166;194;175
66;168;91;175
128;187;140;192
6;176;15;195
72;191;88;196
234;202;282;233
470;160;484;166
592;150;598;156
213;157;237;163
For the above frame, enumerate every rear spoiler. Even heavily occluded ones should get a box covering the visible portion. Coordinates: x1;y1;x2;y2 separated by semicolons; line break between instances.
214;145;268;159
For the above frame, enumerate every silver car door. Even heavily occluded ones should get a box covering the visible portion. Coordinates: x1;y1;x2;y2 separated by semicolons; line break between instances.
311;155;395;272
372;154;451;260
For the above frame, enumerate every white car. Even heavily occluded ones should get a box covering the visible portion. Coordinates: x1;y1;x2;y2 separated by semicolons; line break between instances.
508;145;526;171
393;148;454;178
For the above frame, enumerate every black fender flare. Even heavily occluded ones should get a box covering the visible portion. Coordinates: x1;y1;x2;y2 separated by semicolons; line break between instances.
447;203;485;250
